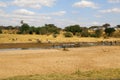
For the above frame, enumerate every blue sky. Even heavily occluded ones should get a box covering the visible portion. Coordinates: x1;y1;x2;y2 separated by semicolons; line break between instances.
0;0;120;28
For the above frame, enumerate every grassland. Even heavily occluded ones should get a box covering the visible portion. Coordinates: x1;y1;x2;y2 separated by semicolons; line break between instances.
0;46;120;79
0;34;120;43
2;69;120;80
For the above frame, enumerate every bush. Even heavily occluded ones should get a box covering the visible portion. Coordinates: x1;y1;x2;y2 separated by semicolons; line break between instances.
90;34;97;37
81;28;90;37
75;32;81;37
95;29;103;37
64;32;73;37
53;34;58;38
81;31;90;37
29;31;33;34
112;31;120;38
0;28;2;34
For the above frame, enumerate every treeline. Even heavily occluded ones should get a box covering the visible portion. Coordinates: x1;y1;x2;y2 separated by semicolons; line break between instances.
18;24;61;35
0;23;120;38
64;24;120;38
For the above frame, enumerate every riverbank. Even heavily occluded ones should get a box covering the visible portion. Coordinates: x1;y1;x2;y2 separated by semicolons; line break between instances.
0;46;120;79
0;41;120;49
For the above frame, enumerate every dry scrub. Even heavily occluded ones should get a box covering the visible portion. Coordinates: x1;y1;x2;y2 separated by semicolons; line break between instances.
0;34;120;43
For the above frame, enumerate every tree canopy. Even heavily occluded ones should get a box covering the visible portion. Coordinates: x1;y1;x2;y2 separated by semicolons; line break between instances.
105;28;115;36
64;25;82;35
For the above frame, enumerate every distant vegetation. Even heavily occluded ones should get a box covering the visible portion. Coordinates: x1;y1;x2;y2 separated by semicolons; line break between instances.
0;22;120;38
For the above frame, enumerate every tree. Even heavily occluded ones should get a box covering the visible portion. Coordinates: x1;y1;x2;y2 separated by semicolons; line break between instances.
20;20;24;24
35;27;41;34
19;23;30;34
35;24;60;35
64;25;82;35
0;27;2;34
7;26;14;30
29;26;36;34
89;26;99;30
102;23;110;29
116;25;120;28
45;24;60;34
81;27;89;37
95;29;103;37
105;28;115;36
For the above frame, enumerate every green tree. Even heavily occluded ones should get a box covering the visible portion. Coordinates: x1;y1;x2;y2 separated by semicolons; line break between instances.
0;27;2;34
89;26;99;30
45;24;60;34
116;25;120;28
29;26;36;34
102;23;110;29
36;24;60;35
19;23;30;34
35;27;41;34
105;28;115;36
64;25;82;35
95;29;103;37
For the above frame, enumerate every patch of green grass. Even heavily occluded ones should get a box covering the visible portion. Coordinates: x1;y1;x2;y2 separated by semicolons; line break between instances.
2;69;120;80
73;69;120;79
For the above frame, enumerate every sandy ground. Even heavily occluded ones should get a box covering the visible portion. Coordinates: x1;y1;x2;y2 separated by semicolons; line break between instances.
0;46;120;78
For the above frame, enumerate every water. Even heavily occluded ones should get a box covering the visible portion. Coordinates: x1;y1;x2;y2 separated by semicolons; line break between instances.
0;42;119;51
0;48;22;51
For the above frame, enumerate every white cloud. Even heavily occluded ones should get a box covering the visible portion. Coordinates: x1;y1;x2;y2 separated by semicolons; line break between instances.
0;9;5;13
0;9;67;27
0;1;7;7
73;0;98;9
0;12;52;26
51;11;66;16
13;9;35;15
94;15;102;18
12;0;56;9
92;21;101;25
108;0;120;3
100;8;120;13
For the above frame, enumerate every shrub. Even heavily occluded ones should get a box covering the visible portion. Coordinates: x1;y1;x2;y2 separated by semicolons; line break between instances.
64;32;73;37
81;31;90;37
90;34;97;37
53;34;58;38
75;32;81;37
29;31;33;34
81;28;90;37
95;29;103;37
112;31;120;38
0;28;2;34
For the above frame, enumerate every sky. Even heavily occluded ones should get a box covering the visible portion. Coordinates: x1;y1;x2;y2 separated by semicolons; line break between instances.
0;0;120;28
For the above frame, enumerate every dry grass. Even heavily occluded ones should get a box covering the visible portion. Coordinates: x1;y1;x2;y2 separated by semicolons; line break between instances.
0;34;120;43
0;46;120;79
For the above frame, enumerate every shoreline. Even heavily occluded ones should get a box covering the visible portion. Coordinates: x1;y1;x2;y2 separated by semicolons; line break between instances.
0;41;120;49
